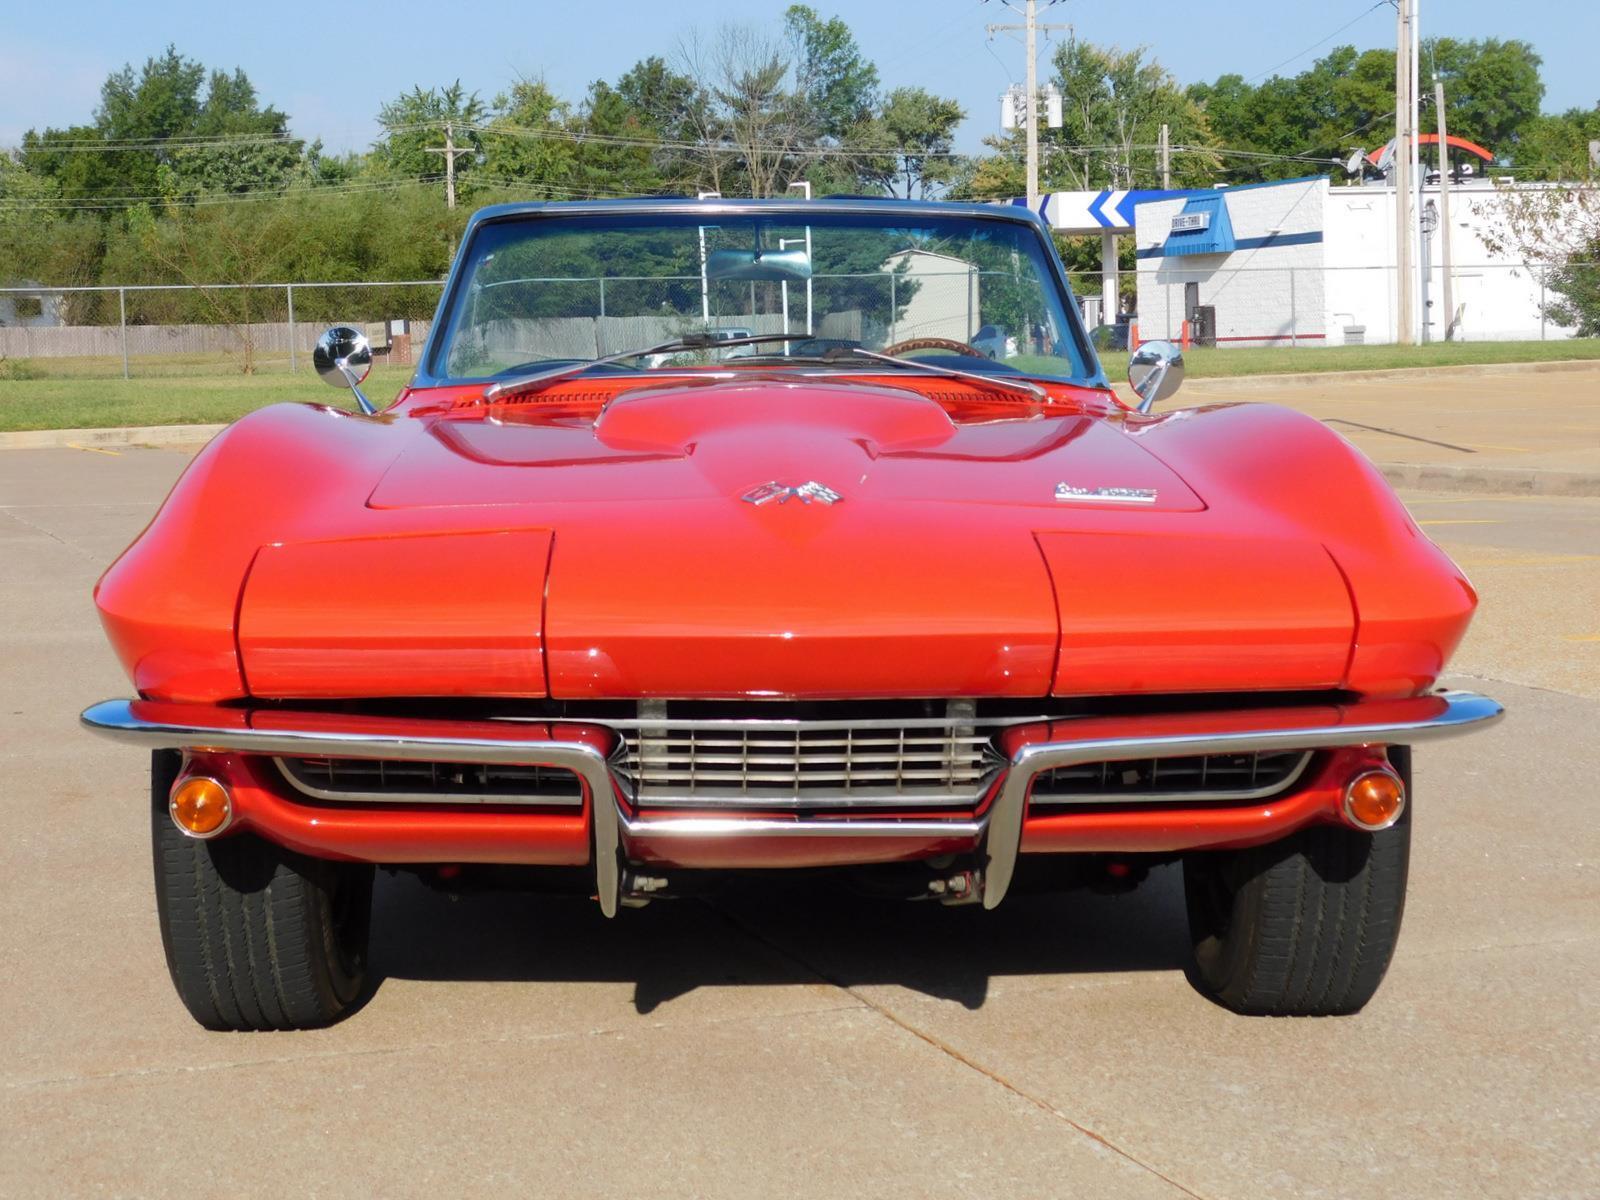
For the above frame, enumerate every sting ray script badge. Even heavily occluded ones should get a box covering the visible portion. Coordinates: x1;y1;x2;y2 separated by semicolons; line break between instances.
742;481;844;506
1055;482;1158;504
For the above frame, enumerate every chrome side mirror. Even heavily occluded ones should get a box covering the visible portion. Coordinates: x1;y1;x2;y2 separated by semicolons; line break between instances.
1127;340;1184;413
312;326;378;415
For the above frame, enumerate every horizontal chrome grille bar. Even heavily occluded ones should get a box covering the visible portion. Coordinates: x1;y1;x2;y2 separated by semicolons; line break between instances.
275;755;584;807
1029;750;1314;805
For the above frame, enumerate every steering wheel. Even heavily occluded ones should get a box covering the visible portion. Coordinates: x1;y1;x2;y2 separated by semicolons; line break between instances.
880;336;989;359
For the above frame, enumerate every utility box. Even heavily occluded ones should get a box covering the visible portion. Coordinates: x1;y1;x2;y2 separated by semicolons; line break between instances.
1192;305;1217;348
388;318;413;365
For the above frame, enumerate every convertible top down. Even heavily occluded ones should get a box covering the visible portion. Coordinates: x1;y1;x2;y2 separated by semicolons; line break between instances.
83;197;1500;1028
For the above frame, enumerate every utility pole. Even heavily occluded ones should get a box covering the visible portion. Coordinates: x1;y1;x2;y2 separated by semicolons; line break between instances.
1434;77;1455;340
987;1;1071;208
1393;0;1416;345
425;121;470;210
1159;123;1171;189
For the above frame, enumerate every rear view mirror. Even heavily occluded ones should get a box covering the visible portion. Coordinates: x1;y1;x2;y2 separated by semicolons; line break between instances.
705;248;812;283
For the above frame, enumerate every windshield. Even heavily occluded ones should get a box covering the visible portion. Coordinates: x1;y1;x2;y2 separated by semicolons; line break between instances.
429;209;1096;386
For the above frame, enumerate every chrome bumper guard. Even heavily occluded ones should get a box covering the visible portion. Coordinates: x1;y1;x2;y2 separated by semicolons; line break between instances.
81;691;1503;917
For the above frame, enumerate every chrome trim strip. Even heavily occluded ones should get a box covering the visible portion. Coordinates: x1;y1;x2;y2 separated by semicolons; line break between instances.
1027;751;1315;806
979;690;1504;909
556;714;1058;733
619;782;999;810
271;756;585;808
618;815;984;839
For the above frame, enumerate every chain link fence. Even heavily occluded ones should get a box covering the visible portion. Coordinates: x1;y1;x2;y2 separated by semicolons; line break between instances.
0;281;444;379
1;260;1594;383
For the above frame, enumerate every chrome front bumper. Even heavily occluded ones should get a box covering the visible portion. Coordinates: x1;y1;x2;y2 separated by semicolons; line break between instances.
81;691;1503;916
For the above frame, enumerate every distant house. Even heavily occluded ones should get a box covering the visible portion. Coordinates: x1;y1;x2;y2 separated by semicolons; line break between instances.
0;284;66;329
881;249;981;344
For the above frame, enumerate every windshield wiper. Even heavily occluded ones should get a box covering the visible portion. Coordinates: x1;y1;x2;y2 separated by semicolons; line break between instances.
480;333;810;402
817;346;1048;401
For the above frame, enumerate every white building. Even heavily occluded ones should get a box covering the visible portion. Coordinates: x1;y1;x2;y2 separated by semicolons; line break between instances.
1131;177;1577;346
881;249;981;343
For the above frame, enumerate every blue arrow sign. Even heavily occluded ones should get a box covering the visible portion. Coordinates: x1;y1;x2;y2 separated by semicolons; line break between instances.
1087;189;1114;227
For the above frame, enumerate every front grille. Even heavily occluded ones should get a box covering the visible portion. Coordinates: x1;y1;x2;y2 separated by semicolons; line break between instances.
615;718;1004;808
1029;750;1313;805
276;756;583;806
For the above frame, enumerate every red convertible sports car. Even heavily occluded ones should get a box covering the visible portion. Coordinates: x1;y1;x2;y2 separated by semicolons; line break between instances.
83;197;1501;1029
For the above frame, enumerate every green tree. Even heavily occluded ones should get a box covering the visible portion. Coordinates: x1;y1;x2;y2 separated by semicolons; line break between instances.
374;82;487;183
21;47;300;201
1511;106;1600;179
1428;38;1544;154
783;5;879;140
478;78;579;198
1046;41;1219;190
859;87;964;198
614;56;709;189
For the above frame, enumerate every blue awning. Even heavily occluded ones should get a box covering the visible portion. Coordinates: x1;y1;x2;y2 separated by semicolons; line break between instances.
1162;193;1235;257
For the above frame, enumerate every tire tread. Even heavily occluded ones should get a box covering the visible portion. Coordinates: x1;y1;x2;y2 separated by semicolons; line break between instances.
150;751;371;1030
1185;749;1411;1016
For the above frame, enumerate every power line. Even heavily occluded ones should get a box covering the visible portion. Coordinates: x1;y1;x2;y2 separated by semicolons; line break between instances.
1244;1;1391;84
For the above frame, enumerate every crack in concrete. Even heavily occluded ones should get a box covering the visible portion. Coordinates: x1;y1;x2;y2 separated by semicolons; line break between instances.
0;506;100;563
708;901;1208;1200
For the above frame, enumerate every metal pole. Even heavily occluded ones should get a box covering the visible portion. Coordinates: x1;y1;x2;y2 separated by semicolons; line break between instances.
1290;268;1297;347
1393;0;1415;344
119;287;129;380
286;284;296;373
1159;122;1171;189
889;271;897;344
1420;211;1433;344
598;276;606;318
1101;232;1117;330
1025;0;1039;209
1541;270;1547;340
1434;78;1455;340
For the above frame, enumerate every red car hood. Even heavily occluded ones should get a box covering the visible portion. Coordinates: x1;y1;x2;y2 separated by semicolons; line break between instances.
349;379;1338;699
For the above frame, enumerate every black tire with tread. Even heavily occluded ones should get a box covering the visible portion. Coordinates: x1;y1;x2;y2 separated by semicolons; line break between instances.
1182;747;1411;1016
151;751;374;1030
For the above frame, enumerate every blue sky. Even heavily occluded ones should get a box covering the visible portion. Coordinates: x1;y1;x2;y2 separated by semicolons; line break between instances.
3;0;1595;156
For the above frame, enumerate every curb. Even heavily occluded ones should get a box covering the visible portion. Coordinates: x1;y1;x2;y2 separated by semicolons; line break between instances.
1182;357;1600;391
0;423;226;450
1378;461;1600;498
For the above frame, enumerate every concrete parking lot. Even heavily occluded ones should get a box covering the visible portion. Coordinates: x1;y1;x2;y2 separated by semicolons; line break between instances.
2;432;1596;1196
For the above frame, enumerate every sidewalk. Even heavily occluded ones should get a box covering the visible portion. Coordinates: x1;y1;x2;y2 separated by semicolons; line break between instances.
1158;361;1600;496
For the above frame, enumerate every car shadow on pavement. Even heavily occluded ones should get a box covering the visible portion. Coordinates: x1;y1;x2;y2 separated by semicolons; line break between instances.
366;864;1193;1015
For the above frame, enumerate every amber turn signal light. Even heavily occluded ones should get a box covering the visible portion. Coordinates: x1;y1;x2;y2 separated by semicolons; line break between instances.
170;776;233;838
1343;769;1405;831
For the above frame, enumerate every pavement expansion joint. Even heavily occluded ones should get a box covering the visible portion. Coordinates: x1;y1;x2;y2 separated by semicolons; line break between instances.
703;899;1209;1199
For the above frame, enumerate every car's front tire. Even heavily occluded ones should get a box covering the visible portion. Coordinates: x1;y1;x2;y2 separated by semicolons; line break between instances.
1182;748;1411;1016
151;751;374;1030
